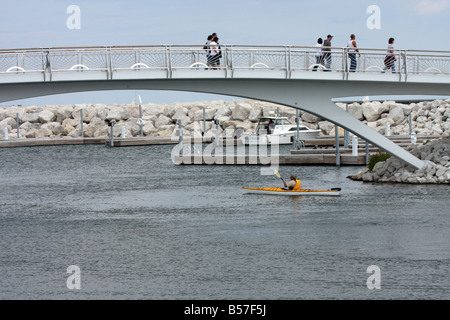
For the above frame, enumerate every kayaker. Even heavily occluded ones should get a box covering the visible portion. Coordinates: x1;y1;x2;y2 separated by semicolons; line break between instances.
283;174;301;190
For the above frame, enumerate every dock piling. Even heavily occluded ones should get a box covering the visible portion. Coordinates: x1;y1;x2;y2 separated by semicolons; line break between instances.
335;124;340;166
16;113;20;138
80;109;84;138
110;122;114;147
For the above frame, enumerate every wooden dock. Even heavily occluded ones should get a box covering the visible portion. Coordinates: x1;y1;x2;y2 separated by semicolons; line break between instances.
172;153;366;165
0;136;210;148
0;134;441;167
0;137;105;148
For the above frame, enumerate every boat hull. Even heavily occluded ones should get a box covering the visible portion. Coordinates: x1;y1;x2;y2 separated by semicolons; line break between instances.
241;131;321;145
242;187;341;196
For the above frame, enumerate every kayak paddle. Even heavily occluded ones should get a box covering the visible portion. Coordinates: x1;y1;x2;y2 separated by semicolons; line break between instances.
274;170;285;182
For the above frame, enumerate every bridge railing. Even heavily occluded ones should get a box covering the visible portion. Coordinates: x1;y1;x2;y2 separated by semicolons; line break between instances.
0;45;449;79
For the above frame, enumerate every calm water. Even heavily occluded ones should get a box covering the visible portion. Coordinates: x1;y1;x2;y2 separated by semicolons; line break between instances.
0;144;449;300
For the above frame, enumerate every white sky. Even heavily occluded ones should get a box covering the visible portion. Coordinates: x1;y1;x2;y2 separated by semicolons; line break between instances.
1;0;449;106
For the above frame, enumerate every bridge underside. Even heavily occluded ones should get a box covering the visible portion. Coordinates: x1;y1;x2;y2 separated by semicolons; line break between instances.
1;78;449;169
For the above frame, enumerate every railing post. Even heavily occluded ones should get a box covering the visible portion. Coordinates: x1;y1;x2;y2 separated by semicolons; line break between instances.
285;46;291;79
402;50;408;81
106;47;111;80
229;46;234;77
45;49;52;81
167;46;172;78
343;48;348;80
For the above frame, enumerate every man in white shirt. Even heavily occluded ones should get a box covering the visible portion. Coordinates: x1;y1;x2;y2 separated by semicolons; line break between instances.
347;34;360;72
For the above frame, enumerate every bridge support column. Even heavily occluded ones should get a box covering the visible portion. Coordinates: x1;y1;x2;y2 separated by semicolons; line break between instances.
285;101;425;169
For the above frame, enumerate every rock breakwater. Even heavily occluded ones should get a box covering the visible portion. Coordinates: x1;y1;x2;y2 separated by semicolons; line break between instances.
349;137;450;184
0;98;449;140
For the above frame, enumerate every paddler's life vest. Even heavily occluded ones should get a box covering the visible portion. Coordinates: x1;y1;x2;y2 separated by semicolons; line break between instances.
288;179;302;190
293;179;301;190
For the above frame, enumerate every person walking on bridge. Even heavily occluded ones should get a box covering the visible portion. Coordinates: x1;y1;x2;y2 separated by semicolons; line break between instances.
209;36;220;70
313;38;324;71
347;34;359;72
383;37;397;73
204;34;213;68
323;34;333;71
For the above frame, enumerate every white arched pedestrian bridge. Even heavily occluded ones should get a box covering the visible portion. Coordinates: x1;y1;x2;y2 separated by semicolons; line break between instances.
1;44;449;169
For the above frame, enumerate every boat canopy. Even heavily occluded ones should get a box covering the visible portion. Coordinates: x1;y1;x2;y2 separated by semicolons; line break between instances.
257;116;292;125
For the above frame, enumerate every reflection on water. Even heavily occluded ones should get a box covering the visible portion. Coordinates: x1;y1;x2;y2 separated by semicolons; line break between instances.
0;144;449;299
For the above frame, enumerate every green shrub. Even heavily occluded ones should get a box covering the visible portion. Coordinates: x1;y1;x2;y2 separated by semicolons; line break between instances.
368;152;391;171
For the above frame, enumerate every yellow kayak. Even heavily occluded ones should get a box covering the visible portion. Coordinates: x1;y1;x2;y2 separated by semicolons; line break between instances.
242;187;341;196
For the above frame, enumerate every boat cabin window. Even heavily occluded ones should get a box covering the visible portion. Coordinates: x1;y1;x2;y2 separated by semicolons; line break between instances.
256;118;292;134
257;118;291;126
289;126;309;131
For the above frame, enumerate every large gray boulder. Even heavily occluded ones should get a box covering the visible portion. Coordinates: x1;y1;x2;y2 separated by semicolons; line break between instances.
143;103;167;116
318;121;334;135
157;124;175;137
54;105;74;123
388;106;406;124
123;118;142;136
301;112;321;123
232;102;252;121
143;121;158;136
38;109;56;123
106;107;130;121
194;108;216;121
154;114;172;128
21;112;40;123
348;104;364;120
85;118;106;137
214;106;232;119
73;106;98;123
41;122;64;136
362;103;386;122
248;106;262;122
0;117;17;129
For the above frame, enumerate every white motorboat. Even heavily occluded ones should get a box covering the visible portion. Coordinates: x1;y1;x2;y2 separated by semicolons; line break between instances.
240;116;321;145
